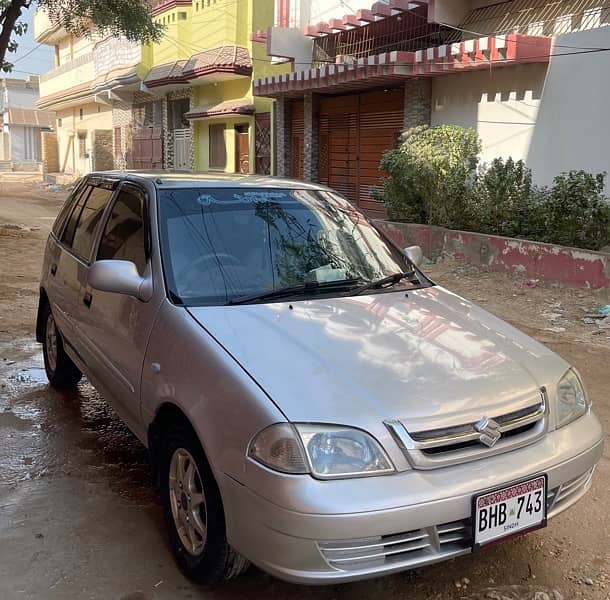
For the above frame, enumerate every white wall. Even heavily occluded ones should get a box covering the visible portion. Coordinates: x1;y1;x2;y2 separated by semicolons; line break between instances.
286;0;391;28
268;26;313;67
1;86;38;110
525;27;610;184
431;63;544;171
432;26;610;185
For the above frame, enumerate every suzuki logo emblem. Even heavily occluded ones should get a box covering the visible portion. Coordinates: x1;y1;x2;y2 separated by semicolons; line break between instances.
474;417;502;448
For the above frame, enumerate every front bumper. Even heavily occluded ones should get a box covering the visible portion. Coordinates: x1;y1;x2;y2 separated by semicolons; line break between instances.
219;413;603;585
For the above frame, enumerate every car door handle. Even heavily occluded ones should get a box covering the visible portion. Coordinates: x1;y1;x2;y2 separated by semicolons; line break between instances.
50;263;57;276
83;292;93;308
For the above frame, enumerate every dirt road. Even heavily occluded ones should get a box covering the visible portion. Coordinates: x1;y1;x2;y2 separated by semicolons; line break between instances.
0;183;608;600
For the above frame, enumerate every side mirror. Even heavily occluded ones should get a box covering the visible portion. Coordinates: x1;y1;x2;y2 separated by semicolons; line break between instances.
89;260;148;300
403;245;424;268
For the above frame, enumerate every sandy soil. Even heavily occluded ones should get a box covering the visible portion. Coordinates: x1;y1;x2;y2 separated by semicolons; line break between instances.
0;183;608;600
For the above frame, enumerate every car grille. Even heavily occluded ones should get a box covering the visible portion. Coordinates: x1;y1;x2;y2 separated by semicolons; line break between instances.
318;519;471;572
386;391;547;469
548;467;595;514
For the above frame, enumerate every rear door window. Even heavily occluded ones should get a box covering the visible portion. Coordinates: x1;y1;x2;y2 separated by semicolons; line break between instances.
61;184;92;247
62;185;115;261
52;179;84;237
97;186;147;275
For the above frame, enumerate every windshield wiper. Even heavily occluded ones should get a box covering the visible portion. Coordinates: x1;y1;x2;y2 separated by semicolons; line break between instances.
349;271;420;297
226;278;363;306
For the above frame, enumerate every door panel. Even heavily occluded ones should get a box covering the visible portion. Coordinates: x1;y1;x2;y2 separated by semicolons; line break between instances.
173;128;191;170
77;184;162;434
130;127;164;170
47;182;111;351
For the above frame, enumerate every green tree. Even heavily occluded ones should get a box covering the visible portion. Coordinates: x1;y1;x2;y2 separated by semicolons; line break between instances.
0;0;163;72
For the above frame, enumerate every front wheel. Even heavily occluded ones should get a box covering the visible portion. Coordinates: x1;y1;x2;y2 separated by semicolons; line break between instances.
159;423;249;585
41;303;82;388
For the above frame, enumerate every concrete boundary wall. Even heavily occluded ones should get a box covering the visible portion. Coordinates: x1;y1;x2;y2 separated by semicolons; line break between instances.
375;221;610;291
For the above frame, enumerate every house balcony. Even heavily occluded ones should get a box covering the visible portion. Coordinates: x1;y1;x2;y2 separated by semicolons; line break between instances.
91;37;143;95
33;10;66;44
38;54;95;109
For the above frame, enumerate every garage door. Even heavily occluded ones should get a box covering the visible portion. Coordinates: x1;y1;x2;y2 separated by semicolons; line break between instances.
319;89;404;218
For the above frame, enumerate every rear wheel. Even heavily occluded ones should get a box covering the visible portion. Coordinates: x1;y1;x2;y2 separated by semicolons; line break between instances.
159;422;249;585
41;303;82;388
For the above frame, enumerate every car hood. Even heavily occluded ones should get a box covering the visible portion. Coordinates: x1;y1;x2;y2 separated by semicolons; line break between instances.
187;287;569;431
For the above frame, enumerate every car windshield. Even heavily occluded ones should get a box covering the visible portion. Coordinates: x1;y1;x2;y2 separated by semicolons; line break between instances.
158;187;426;306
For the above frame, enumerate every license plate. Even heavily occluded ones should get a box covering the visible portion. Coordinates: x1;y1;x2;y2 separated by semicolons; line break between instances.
473;475;547;549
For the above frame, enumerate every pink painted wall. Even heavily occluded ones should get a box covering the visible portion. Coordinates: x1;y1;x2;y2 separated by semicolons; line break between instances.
376;221;610;290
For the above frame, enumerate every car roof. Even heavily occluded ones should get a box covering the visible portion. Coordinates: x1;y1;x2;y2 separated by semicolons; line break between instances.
86;170;332;191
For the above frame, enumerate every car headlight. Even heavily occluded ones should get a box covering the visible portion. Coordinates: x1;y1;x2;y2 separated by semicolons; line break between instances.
556;369;589;428
248;423;394;479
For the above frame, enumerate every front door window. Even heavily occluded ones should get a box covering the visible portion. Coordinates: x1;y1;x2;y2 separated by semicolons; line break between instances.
97;186;147;274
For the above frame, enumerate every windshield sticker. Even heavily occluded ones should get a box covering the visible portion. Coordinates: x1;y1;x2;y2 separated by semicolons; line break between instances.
196;191;289;207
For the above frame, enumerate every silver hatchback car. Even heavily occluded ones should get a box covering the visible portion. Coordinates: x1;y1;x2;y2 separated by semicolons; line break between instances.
37;172;603;585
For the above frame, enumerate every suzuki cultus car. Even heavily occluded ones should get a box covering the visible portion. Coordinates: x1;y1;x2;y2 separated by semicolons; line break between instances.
37;172;603;585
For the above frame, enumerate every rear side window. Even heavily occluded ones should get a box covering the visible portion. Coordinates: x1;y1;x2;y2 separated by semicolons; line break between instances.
61;185;92;246
97;186;147;275
52;180;84;237
71;187;114;259
62;185;114;260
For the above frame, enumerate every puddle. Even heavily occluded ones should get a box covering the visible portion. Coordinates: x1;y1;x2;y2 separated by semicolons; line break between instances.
0;340;155;504
13;368;48;385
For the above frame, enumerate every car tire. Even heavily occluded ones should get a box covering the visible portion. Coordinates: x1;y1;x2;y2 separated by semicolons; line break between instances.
41;303;82;388
159;421;249;585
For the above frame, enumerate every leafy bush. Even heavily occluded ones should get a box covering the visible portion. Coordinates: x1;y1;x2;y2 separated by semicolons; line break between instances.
378;126;610;251
379;125;480;229
541;171;610;250
471;158;534;238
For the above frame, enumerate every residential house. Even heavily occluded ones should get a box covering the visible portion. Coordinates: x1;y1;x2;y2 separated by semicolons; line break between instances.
34;0;284;177
253;0;610;217
34;11;143;176
139;0;284;174
0;76;54;168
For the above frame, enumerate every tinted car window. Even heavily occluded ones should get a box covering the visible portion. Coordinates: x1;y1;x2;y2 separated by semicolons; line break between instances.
52;179;84;237
158;188;418;305
97;187;147;275
71;187;114;260
61;185;92;248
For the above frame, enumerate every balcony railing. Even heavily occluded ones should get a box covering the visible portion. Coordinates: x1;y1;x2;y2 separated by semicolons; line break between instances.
312;1;610;68
39;52;94;83
94;37;142;79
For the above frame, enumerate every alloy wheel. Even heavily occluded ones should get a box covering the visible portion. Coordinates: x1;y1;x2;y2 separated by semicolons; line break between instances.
169;448;208;556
